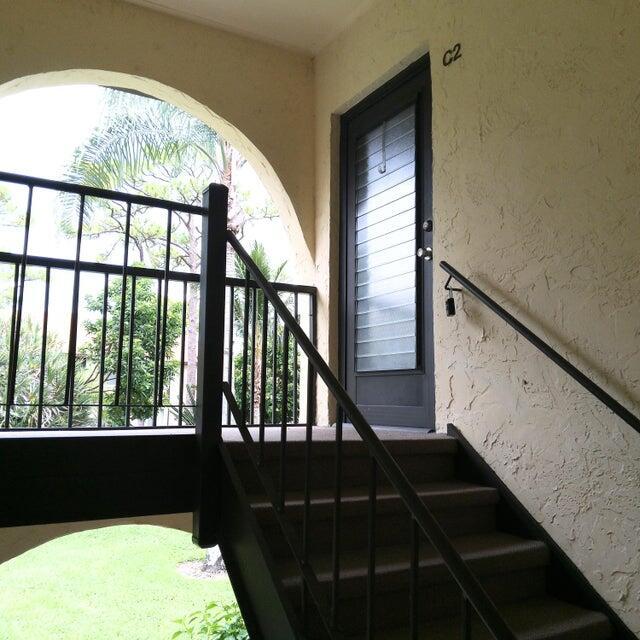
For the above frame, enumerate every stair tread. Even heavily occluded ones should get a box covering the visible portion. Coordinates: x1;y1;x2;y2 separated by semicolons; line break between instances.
281;532;549;588
250;480;499;514
377;596;612;640
226;428;457;459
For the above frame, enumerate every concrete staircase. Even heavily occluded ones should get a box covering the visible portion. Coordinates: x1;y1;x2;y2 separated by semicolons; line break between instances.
224;429;614;639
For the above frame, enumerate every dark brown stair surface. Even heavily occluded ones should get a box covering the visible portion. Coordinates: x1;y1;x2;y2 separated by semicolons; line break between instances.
229;430;614;639
250;481;499;516
233;435;457;494
252;481;499;558
280;532;549;591
283;533;549;632
378;597;612;640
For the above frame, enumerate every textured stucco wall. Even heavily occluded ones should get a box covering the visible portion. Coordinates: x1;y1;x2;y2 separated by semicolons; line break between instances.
0;0;315;271
315;0;640;632
0;513;191;564
1;0;639;631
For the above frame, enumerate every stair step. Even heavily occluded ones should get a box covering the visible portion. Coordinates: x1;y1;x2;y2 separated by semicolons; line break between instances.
284;533;550;631
377;597;612;640
224;428;458;459
229;431;458;493
250;481;498;516
225;430;615;640
281;532;548;592
253;482;499;556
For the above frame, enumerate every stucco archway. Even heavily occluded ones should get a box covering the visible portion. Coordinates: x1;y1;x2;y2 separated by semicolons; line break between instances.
0;513;192;565
0;69;310;267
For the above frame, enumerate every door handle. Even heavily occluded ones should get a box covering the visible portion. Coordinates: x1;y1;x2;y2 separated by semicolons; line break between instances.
417;247;433;261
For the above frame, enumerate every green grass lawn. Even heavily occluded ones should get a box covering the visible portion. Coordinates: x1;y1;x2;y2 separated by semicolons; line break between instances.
0;525;236;640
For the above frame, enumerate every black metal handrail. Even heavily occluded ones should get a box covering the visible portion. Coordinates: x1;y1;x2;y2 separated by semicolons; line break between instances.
0;170;206;216
228;231;516;640
440;261;640;435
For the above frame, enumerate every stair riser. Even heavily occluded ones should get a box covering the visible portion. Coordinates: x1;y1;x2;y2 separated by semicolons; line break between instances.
234;453;455;494
296;567;547;634
261;504;496;558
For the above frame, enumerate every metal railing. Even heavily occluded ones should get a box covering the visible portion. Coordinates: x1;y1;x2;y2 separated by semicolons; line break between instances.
440;261;640;435
222;276;316;430
225;231;516;639
0;171;315;430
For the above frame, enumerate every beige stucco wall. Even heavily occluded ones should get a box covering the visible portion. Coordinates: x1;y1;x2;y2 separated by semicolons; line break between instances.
0;513;191;564
0;0;316;272
1;0;639;632
315;0;640;632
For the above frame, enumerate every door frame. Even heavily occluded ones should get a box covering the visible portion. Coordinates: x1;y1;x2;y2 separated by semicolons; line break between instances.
338;53;434;426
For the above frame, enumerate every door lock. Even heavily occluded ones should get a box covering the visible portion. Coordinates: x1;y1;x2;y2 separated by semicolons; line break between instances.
422;219;433;232
416;247;433;261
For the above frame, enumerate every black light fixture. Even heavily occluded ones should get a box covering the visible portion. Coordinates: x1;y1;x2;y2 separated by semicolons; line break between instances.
444;275;462;317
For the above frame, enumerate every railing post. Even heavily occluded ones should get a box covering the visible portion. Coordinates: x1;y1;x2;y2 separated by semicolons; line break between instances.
193;183;228;548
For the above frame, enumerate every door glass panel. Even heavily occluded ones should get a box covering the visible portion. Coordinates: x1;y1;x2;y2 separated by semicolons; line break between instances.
355;105;416;372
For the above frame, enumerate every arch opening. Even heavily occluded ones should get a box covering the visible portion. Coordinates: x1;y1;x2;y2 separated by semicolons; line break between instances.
0;76;315;430
0;522;244;639
0;69;310;264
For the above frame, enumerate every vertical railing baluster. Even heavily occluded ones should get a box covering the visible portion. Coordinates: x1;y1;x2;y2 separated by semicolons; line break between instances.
36;266;51;429
302;291;316;628
271;308;279;424
302;349;313;633
462;593;472;640
250;286;257;425
410;517;419;640
125;275;137;427
6;186;33;428
259;293;268;464
152;277;162;427
293;292;298;423
114;202;132;407
366;457;377;640
158;209;173;410
227;285;234;425
279;325;289;512
241;269;250;424
3;265;19;428
193;184;228;547
308;292;317;426
331;406;344;629
65;194;86;428
178;280;188;426
97;274;109;429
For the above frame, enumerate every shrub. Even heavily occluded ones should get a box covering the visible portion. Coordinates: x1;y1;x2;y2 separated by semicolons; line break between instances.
172;601;248;640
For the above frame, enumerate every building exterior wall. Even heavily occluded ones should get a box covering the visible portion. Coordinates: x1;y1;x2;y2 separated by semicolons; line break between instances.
0;0;316;273
314;0;640;632
0;514;191;564
1;0;639;632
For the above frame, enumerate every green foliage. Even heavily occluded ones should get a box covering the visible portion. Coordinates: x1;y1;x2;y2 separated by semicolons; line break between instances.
82;277;183;425
169;383;196;426
0;525;236;639
0;319;94;428
229;242;298;423
172;601;248;640
232;327;299;424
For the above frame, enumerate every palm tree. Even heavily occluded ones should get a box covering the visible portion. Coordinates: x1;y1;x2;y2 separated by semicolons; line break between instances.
63;88;277;395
